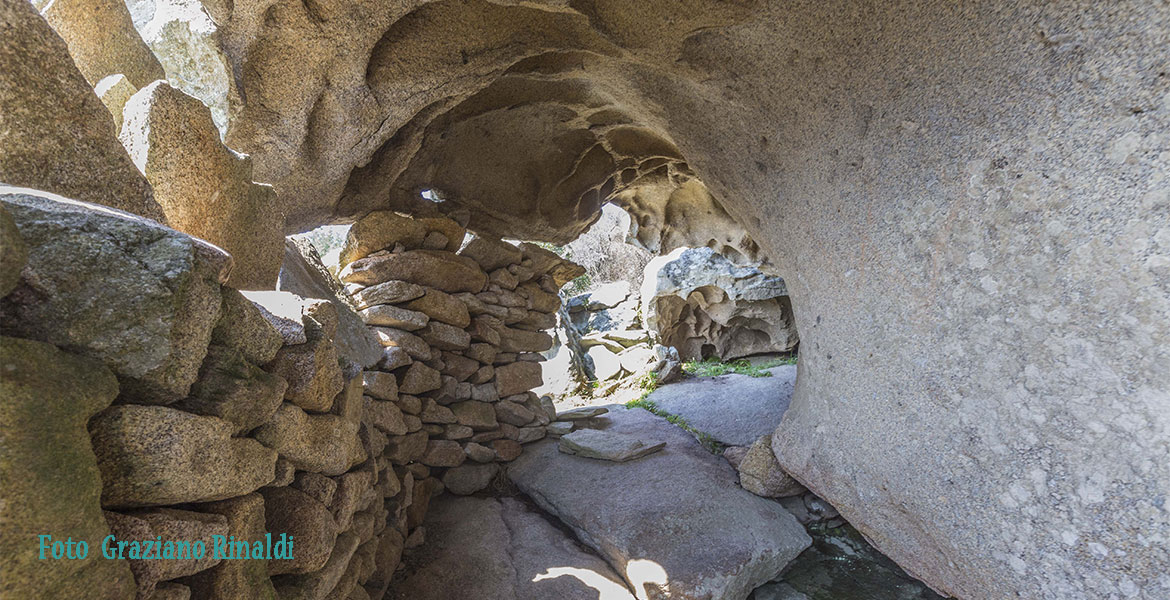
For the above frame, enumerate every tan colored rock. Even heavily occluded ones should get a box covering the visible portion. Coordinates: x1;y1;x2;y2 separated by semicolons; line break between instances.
418;320;471;351
459;236;523;271
450;401;499;431
273;531;360;600
0;336;136;599
90;404;276;508
0;1;162;221
420;398;457;424
420;440;467;468
340;210;425;267
403;287;471;327
385;431;429;465
37;0;165;88
186;493;277;600
252;403;365;476
267;332;345;413
498;326;553;353
121;81;283;289
363;371;398;401
371;327;431;360
278;238;385;369
442;463;499;495
491;439;523;462
105;508;227;596
363;396;408;436
94;74;137;131
398;362;441;395
494;400;536;427
494;361;544;398
340;250;487;293
737;435;805;499
260;487;338;576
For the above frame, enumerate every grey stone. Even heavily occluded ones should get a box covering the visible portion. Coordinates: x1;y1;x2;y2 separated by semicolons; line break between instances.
648;365;795;447
177;345;287;434
441;463;499;495
279;238;384;368
389;495;634;600
350;279;426;310
211;289;285;366
641;246;797;360
90;405;277;508
737;435;805;499
510;406;810;599
359;304;429;330
557;429;665;462
557;406;609;420
1;187;228;403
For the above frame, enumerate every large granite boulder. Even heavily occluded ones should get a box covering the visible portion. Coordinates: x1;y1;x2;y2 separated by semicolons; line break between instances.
647;365;796;447
0;187;229;403
0;336;136;599
34;0;165;89
0;0;163;221
509;406;810;599
120;81;285;289
642;247;798;361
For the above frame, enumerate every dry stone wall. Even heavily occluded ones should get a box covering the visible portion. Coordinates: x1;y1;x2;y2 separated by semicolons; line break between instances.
0;188;577;600
338;211;580;504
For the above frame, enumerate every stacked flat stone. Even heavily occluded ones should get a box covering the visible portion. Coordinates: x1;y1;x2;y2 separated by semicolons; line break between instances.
336;211;579;519
1;190;487;600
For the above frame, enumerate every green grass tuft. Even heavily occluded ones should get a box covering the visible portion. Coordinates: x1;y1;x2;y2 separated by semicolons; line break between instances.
625;396;724;454
682;354;797;378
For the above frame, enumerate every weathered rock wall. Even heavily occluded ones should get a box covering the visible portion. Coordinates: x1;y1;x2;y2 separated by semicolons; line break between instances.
0;188;574;599
642;247;798;361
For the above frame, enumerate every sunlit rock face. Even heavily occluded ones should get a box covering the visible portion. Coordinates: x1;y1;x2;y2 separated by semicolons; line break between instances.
22;1;1170;598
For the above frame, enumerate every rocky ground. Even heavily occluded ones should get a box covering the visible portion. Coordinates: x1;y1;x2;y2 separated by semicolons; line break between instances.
387;370;947;600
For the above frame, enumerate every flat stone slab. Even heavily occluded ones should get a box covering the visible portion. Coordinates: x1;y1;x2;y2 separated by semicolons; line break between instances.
558;429;666;462
389;495;634;600
510;405;811;600
557;406;609;420
647;365;796;447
